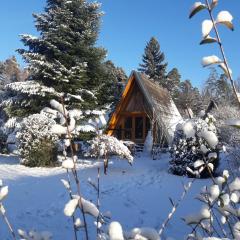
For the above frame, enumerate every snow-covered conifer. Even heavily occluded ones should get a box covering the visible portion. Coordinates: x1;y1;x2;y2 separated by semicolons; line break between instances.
4;0;116;118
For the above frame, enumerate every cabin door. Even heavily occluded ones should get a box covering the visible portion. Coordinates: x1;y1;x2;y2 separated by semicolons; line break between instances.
135;116;144;142
122;115;150;143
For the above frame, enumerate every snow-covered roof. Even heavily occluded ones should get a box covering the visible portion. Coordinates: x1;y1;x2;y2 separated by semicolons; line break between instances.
107;71;182;144
133;71;182;143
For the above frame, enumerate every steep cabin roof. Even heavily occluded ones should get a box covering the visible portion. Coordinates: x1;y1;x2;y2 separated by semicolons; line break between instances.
107;71;182;144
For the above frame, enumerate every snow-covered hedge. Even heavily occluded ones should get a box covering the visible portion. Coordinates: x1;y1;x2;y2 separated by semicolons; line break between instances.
16;114;59;167
169;114;221;177
211;104;240;146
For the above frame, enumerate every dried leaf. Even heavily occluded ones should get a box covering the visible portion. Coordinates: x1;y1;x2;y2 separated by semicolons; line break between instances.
219;21;234;31
218;63;232;78
202;20;213;38
211;0;218;10
189;2;207;19
200;36;218;45
216;11;234;30
202;55;222;67
0;186;8;201
64;198;79;217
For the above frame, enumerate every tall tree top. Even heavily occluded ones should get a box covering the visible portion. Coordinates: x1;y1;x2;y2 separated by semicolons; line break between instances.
138;37;167;83
4;0;109;117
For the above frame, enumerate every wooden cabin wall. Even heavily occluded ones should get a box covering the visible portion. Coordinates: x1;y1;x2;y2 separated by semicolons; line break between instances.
112;81;152;143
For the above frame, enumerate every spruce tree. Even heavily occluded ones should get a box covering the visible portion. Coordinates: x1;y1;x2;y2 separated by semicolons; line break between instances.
217;74;233;104
176;79;202;116
5;0;110;117
166;67;181;97
138;37;167;85
101;60;127;105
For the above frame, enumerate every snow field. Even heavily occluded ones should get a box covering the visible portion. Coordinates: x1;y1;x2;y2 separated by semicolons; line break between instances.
0;154;210;239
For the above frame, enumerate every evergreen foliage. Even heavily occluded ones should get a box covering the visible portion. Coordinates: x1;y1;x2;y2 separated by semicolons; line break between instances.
5;0;116;117
102;60;127;105
202;68;233;106
138;37;167;85
0;57;28;123
139;37;181;96
175;79;202;116
16;114;59;167
166;67;181;97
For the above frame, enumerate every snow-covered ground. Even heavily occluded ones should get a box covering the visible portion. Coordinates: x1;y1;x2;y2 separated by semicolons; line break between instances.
0;153;211;240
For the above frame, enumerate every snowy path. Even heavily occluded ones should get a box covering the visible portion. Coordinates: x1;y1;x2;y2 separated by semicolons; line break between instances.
0;154;210;240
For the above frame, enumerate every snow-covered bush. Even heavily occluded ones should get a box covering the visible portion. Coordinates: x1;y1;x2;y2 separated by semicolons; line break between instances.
211;105;240;146
16;114;59;167
169;114;221;177
0;117;22;153
87;134;133;173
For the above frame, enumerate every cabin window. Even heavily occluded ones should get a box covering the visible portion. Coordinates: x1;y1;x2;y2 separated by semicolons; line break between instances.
124;117;132;140
135;116;143;139
116;126;122;140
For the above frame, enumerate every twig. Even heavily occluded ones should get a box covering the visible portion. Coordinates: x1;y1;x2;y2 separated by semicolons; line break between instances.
159;179;195;237
0;203;16;240
96;167;101;237
65;163;78;240
205;0;240;107
60;96;89;240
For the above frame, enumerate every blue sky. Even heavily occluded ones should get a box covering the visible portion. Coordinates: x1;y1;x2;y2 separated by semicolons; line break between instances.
0;0;240;89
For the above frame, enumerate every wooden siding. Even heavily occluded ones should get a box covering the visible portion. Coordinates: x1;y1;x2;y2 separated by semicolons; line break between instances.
107;75;152;143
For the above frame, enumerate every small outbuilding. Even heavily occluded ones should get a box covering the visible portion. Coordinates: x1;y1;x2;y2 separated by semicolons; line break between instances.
106;71;182;146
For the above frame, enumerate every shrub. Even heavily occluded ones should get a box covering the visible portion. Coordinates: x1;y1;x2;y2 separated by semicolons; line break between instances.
169;114;221;178
211;104;240;146
16;114;59;167
0;129;8;154
86;134;133;173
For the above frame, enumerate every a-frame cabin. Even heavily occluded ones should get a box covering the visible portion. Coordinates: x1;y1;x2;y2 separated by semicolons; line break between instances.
106;71;182;145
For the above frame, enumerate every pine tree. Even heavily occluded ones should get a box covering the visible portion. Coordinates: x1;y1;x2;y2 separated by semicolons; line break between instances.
217;74;233;104
166;67;181;97
203;68;219;100
203;68;233;106
5;0;110;117
138;37;167;85
101;60;127;105
176;79;202;116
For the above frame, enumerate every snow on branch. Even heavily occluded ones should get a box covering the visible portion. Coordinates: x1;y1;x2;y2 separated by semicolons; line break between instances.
5;81;59;97
87;134;133;164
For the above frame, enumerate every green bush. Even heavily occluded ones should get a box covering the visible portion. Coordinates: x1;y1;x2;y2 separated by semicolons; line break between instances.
16;114;59;167
24;139;58;167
